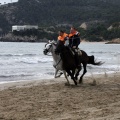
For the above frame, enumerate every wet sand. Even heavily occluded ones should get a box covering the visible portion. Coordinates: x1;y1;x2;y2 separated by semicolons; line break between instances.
0;72;120;120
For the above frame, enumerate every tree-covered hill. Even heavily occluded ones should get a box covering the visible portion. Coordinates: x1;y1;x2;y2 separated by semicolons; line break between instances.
0;0;120;33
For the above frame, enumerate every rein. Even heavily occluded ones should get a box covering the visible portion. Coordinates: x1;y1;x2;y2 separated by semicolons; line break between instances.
54;57;62;68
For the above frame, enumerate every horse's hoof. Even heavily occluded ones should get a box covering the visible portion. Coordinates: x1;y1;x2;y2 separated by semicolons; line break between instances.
79;80;83;84
75;76;78;80
59;72;63;75
65;82;70;86
74;80;77;85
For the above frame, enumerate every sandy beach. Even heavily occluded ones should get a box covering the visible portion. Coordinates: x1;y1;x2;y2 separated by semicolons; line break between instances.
0;72;120;120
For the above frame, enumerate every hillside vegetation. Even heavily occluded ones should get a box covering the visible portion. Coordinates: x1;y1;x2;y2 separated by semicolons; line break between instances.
0;0;120;41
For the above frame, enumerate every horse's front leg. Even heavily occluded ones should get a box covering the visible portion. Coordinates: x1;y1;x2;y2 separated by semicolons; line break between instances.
54;69;59;78
63;70;70;86
66;69;77;85
54;69;63;78
75;65;82;80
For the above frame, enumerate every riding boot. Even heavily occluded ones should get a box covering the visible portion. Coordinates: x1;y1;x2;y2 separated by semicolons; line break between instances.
74;49;80;68
75;54;80;68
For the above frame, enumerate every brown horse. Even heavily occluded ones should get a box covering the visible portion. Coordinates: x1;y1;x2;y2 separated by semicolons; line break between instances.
59;46;81;85
58;46;103;84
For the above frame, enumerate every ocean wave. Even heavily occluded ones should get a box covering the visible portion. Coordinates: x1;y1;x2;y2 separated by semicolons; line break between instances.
91;64;120;71
0;74;54;84
0;53;38;57
19;58;53;64
90;51;120;55
0;74;33;78
46;72;54;75
90;51;108;54
0;57;53;65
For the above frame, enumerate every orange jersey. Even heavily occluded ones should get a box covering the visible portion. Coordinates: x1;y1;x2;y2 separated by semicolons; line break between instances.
69;31;80;38
69;33;75;38
58;33;68;42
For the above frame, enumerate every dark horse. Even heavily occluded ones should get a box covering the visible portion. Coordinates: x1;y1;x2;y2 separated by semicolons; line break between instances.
59;45;79;85
43;41;78;85
56;42;103;84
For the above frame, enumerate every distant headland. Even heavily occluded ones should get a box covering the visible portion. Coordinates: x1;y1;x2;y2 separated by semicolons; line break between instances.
105;38;120;44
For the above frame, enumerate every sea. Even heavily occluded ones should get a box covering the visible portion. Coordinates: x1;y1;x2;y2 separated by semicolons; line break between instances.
0;42;120;84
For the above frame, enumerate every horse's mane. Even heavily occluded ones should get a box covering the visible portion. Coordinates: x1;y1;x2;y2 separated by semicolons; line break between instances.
49;40;57;45
45;40;57;48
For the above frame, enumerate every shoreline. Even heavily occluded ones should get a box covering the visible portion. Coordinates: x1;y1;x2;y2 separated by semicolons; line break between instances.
0;71;120;90
0;72;120;120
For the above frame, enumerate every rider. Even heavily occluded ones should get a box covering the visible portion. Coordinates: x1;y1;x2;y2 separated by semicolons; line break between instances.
68;27;81;68
69;26;81;49
55;29;81;68
55;30;68;54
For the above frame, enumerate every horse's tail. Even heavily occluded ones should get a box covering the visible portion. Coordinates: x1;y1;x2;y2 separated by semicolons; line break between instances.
88;55;104;66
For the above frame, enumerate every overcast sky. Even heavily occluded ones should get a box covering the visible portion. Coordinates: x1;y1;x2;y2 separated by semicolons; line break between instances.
0;0;18;4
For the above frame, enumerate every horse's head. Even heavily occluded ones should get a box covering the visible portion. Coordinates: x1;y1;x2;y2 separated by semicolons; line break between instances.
43;40;57;55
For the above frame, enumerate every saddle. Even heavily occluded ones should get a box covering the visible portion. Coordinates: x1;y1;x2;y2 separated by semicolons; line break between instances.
75;48;82;56
70;48;82;56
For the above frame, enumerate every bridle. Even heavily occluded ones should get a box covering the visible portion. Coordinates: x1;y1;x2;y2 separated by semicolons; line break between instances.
44;43;53;56
44;42;62;68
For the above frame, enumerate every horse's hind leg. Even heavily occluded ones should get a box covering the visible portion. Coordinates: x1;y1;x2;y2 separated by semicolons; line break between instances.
75;65;82;80
54;69;63;78
79;63;87;84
